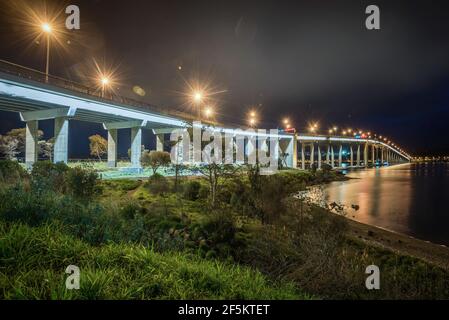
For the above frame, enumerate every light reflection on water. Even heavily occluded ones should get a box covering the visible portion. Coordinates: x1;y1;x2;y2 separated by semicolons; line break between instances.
304;163;449;246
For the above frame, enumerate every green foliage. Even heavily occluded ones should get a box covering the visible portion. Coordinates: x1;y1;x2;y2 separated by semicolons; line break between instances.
65;166;99;199
147;173;170;195
182;180;202;200
141;150;171;175
0;160;27;185
88;134;107;160
31;161;69;193
0;222;302;300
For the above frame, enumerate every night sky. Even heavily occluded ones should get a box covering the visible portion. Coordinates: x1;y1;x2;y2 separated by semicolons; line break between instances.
1;0;449;156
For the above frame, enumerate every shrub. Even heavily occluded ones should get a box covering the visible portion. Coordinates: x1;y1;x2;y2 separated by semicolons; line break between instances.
31;161;69;193
0;160;27;185
182;180;201;200
147;174;170;195
65;166;99;199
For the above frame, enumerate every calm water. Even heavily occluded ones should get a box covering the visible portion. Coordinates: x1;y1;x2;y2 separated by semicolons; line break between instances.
315;163;449;246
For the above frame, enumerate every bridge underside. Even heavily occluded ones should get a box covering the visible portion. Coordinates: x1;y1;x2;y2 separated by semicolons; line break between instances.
0;70;410;171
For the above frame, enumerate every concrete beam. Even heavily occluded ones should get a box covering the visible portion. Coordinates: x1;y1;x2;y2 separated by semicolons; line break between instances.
103;120;146;130
20;107;76;121
25;120;38;167
54;117;69;164
152;128;178;135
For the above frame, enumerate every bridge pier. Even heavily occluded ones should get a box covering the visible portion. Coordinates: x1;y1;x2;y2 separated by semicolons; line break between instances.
283;136;297;168
54;117;69;164
107;129;118;168
301;143;305;170
130;126;142;168
156;134;164;152
349;145;354;167
310;143;314;169
356;144;361;167
317;145;322;169
331;145;335;169
338;145;342;167
381;146;384;165
364;143;369;167
25;120;39;168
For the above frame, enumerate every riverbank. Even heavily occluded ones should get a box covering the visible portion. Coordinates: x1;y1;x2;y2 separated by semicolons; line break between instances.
345;217;449;270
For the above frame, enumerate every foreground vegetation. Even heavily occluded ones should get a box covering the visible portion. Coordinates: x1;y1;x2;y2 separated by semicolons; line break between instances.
0;160;448;299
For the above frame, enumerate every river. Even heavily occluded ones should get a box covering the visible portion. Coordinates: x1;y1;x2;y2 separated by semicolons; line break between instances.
310;162;449;246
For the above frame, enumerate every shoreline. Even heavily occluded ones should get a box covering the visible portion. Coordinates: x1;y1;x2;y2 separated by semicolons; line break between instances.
339;211;449;270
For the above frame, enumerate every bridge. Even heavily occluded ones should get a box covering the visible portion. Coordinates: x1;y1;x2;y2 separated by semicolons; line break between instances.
0;60;411;170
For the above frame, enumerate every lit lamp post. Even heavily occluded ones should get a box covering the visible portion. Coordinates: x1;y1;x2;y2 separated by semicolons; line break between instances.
41;23;52;83
204;106;213;119
308;122;318;133
101;77;110;98
193;91;203;121
248;111;257;128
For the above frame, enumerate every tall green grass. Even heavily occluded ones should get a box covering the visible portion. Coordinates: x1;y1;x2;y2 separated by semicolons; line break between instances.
0;222;306;300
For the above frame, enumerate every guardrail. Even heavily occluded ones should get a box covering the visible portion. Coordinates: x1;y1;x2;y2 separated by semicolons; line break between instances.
0;59;200;123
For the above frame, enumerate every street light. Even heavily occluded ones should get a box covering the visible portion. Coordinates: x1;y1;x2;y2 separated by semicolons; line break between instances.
248;110;257;127
100;77;110;98
191;91;204;121
204;106;213;118
41;22;52;83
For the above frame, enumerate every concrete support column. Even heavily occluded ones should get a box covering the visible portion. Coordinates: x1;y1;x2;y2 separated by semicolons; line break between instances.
331;145;335;168
371;145;375;165
350;145;354;167
326;145;330;164
317;145;321;169
107;129;118;168
310;143;314;169
301;143;305;170
285;136;297;168
130;127;142;168
338;145;342;167
381;147;384;165
356;144;361;167
25;120;39;167
156;134;164;152
364;143;369;167
54;117;69;164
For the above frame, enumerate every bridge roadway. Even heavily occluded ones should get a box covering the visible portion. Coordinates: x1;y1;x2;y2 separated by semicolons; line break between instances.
0;60;411;170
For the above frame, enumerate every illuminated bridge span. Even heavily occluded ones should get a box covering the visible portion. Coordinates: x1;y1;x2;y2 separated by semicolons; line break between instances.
0;60;411;170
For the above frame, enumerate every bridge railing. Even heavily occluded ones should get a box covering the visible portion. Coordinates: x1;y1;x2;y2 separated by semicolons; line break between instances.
0;59;200;123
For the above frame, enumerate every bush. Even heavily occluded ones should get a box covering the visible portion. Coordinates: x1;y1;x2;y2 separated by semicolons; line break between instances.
183;180;201;200
31;161;69;193
147;174;170;195
65;166;99;199
0;160;27;185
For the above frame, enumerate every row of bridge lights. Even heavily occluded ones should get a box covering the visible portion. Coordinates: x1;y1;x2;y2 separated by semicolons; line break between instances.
36;20;409;156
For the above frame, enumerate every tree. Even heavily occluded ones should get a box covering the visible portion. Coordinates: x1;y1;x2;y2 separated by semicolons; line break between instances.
141;150;171;175
0;135;19;160
88;134;107;161
39;137;55;162
198;163;239;208
6;128;43;155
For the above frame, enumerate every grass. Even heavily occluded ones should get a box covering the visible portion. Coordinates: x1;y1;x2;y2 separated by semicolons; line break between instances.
2;160;449;300
0;222;306;300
